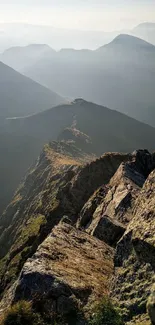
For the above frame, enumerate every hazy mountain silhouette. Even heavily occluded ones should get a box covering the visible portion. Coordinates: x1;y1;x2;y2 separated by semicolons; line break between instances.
0;61;64;119
0;22;154;52
98;33;155;53
1;98;155;214
20;34;155;126
0;23;120;52
132;23;155;45
0;44;56;71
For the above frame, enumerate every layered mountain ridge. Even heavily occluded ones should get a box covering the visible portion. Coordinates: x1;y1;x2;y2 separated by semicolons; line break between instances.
3;34;155;126
1;99;155;216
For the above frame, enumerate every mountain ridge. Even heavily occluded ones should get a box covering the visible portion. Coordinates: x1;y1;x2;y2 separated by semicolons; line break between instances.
1;98;155;216
0;145;155;324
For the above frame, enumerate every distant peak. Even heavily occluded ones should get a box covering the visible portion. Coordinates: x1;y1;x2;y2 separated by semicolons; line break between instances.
111;33;151;45
134;22;155;29
3;43;54;54
99;33;155;50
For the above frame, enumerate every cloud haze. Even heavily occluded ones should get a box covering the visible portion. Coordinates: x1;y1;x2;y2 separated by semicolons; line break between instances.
0;0;154;30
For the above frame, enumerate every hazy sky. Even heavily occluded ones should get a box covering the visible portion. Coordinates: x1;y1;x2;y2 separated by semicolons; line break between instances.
0;0;155;31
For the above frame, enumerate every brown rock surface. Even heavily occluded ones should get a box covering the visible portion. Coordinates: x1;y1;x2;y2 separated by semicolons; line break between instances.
0;222;114;323
78;150;155;246
0;148;155;324
0;143;128;296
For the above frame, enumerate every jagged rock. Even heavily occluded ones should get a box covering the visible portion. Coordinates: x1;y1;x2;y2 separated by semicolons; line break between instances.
111;169;155;322
131;149;155;179
0;147;155;324
0;223;114;322
0;147;128;294
77;186;108;229
78;150;155;245
92;215;125;247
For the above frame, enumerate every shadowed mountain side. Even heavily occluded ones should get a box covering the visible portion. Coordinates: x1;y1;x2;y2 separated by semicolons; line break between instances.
1;99;155;215
0;61;64;119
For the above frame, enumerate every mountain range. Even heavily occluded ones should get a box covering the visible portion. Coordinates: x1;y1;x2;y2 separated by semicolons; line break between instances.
0;22;120;52
0;22;155;53
0;18;155;325
19;34;155;126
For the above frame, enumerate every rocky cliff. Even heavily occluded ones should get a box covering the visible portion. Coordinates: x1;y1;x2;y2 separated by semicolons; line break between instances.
0;145;155;325
112;167;155;324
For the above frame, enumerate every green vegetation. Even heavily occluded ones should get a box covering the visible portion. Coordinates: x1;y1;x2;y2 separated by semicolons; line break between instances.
16;214;46;249
89;297;124;325
0;215;46;291
1;301;44;325
0;300;79;325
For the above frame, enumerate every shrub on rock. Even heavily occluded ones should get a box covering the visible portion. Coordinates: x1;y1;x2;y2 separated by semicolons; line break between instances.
1;301;43;325
89;297;123;325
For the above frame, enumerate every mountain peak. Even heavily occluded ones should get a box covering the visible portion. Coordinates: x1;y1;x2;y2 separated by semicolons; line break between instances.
3;43;54;54
108;33;154;47
97;33;155;52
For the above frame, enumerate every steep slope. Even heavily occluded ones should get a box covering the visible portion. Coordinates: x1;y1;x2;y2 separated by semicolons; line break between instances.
0;148;155;324
112;168;155;323
0;142;129;297
77;150;155;245
23;34;155;126
1;99;155;215
0;61;63;119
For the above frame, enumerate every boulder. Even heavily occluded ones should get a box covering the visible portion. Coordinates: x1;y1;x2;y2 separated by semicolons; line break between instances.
1;223;114;323
92;215;125;247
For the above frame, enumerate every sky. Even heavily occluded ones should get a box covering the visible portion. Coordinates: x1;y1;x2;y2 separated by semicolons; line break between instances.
0;0;155;31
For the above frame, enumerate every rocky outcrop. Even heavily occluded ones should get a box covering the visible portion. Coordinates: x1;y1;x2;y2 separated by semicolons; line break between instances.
0;143;129;296
77;150;155;243
0;222;114;323
76;185;108;229
112;169;155;322
0;147;155;324
0;142;83;294
57;127;93;154
92;215;125;247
